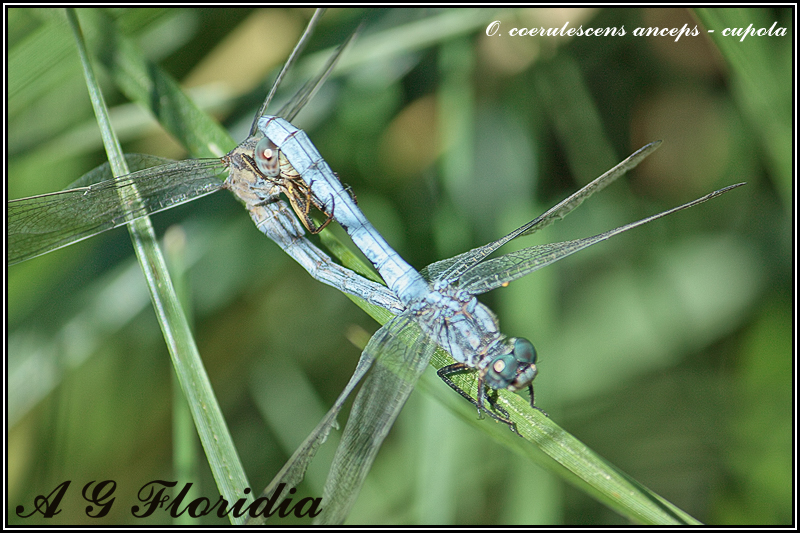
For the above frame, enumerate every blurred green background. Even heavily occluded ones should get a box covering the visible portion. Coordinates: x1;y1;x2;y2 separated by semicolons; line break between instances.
7;8;791;525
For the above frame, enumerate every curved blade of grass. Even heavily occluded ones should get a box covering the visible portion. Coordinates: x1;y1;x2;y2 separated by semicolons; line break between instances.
427;349;700;525
66;9;251;522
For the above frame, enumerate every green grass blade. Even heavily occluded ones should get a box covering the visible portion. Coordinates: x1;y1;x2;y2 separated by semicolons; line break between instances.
66;9;252;522
427;350;701;524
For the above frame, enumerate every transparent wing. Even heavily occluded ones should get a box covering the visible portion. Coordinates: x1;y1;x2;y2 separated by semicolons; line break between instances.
247;312;432;525
316;316;435;524
66;154;173;187
8;156;227;265
246;320;379;526
276;24;360;122
249;9;327;135
458;183;746;295
425;141;663;285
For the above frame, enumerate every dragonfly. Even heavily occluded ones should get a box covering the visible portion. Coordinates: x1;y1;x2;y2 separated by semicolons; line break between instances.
7;14;404;318
253;120;745;416
248;110;744;523
250;135;744;522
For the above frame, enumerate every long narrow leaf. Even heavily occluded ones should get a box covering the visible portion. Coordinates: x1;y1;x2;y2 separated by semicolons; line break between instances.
66;9;252;522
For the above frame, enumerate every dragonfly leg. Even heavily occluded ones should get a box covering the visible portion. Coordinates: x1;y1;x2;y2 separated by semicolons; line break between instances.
244;152;334;234
526;384;549;417
484;388;512;424
342;180;358;205
298;180;334;234
437;363;519;434
284;180;325;234
313;199;335;233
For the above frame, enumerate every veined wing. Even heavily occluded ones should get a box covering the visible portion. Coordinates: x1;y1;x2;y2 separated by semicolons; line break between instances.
249;10;326;134
246;324;378;526
246;312;431;525
8;156;227;265
275;25;360;123
249;8;356;131
426;142;663;286
458;183;746;295
316;315;435;524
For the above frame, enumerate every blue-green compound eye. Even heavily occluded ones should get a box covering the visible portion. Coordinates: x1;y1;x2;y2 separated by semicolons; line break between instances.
513;338;536;364
255;137;280;177
484;353;518;389
483;338;538;391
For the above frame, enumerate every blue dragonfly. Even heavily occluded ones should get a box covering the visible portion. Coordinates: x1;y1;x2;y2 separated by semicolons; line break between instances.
7;15;405;318
249;114;743;522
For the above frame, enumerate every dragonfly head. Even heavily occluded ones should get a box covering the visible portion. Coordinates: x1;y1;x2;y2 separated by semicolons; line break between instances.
255;137;281;177
484;337;538;391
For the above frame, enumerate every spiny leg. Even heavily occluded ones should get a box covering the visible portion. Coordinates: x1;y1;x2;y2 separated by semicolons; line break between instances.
525;383;549;417
437;363;519;434
292;178;334;234
284;178;330;234
244;152;333;234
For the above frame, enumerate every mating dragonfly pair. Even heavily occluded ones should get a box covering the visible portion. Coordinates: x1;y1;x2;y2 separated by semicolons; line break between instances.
8;11;743;523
